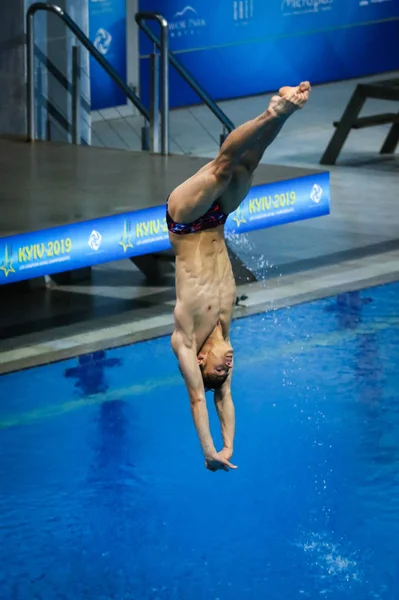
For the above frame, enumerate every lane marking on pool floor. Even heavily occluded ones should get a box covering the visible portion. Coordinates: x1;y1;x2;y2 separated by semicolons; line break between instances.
1;316;399;431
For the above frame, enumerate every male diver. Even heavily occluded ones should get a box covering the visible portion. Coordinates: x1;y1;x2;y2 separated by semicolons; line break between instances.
168;82;311;472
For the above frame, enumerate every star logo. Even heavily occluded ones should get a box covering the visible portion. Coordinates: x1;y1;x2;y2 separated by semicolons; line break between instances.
0;245;16;277
232;207;247;228
119;220;133;253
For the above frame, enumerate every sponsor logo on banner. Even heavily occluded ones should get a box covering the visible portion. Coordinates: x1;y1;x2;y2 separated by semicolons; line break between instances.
232;207;247;227
0;245;16;278
94;28;112;55
233;0;254;22
119;220;133;252
310;184;323;204
88;230;102;251
0;237;74;278
282;0;333;16
169;6;206;38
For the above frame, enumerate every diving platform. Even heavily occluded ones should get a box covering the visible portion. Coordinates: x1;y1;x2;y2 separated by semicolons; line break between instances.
0;138;330;285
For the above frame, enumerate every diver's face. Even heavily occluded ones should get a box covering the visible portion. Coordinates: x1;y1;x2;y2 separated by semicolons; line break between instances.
198;340;234;379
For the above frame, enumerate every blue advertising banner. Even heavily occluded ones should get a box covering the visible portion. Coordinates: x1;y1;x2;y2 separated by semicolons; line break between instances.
89;0;127;110
0;172;330;285
139;0;399;108
226;171;330;235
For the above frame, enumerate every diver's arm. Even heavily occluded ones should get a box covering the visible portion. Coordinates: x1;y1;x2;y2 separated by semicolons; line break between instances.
215;312;236;456
171;331;217;458
214;371;235;456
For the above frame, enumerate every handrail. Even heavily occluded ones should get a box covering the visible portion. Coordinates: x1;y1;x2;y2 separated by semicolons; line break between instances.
135;12;235;135
135;13;169;155
34;44;91;114
26;2;150;142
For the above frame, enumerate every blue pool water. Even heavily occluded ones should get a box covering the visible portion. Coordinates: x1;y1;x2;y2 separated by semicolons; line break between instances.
1;283;399;599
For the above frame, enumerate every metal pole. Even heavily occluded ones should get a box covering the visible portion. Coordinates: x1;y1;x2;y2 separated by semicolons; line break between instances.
159;18;169;155
46;116;52;141
135;12;234;134
220;126;228;147
141;120;150;151
72;45;81;145
26;10;35;141
37;63;43;140
150;50;160;153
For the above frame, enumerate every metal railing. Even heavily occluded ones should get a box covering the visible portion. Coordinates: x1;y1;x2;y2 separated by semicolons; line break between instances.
135;11;235;147
26;4;235;154
26;2;150;143
135;13;169;155
34;43;92;143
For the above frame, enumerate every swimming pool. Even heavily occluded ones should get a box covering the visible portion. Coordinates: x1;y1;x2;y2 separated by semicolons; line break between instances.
1;281;399;600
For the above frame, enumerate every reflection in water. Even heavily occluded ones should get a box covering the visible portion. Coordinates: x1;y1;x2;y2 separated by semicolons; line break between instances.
64;350;135;490
329;291;399;593
64;350;122;396
327;290;388;426
93;400;130;479
335;294;396;460
325;290;372;330
325;291;382;406
64;350;142;497
66;351;147;596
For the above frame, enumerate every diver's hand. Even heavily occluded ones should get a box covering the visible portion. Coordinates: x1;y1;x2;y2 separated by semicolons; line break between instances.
205;450;237;472
219;446;233;461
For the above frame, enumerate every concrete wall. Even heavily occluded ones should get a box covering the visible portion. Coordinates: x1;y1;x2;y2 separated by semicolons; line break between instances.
0;0;90;140
0;0;29;136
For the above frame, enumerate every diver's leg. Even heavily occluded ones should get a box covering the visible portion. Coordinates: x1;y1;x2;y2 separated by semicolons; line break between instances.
167;158;233;224
239;82;311;173
168;82;311;224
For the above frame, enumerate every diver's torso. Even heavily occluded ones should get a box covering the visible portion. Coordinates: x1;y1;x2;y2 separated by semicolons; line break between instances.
171;226;236;350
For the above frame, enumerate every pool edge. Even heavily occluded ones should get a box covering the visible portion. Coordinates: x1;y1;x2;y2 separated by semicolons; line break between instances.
1;250;399;375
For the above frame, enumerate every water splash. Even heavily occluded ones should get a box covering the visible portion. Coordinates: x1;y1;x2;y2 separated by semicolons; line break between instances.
297;531;362;593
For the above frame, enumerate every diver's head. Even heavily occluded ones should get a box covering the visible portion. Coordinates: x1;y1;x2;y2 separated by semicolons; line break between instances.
197;328;234;391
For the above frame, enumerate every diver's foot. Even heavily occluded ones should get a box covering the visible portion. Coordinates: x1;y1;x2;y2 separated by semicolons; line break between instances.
268;81;311;117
